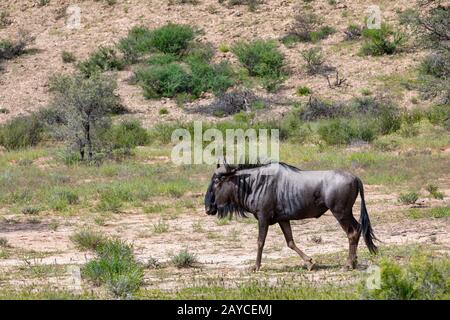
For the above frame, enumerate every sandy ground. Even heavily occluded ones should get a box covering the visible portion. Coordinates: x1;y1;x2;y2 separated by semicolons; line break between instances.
0;184;448;292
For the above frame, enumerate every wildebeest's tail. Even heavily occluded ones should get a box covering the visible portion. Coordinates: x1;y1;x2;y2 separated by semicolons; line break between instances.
356;177;378;254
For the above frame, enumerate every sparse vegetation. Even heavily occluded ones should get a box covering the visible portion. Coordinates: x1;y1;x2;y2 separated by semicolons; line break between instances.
70;229;106;251
360;24;405;56
0;33;34;63
296;86;312;96
398;192;419;205
82;238;143;298
61;51;76;63
408;206;450;219
425;184;444;200
282;12;335;45
0;115;44;150
361;254;449;299
77;46;124;77
171;249;197;268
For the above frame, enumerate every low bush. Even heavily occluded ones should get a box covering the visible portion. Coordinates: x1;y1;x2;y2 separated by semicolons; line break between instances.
118;26;154;64
361;254;449;299
232;40;285;91
77;46;125;77
136;63;192;98
70;229;107;251
318;118;377;145
398;192;419;205
282;12;334;45
193;89;263;116
301;47;328;75
136;49;235;99
83;238;144;298
344;24;363;40
360;24;404;56
149;23;195;55
171;249;197;268
0;33;34;62
61;51;76;63
221;0;262;11
0;115;44;150
426;105;450;130
425;184;444;200
107;120;149;151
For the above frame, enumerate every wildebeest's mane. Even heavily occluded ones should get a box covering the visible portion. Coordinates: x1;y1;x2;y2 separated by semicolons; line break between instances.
225;161;301;173
210;162;302;219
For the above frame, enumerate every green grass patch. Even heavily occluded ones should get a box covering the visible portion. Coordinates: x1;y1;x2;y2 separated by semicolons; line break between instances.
82;238;144;298
407;206;450;219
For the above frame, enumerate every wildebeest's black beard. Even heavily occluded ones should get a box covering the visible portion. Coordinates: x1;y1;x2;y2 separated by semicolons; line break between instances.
217;202;249;219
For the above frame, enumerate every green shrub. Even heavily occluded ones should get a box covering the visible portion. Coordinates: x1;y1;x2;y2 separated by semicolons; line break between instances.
186;55;235;96
420;52;449;79
0;11;12;29
408;206;450;219
398;192;419;205
77;47;124;77
310;26;336;42
0;33;33;62
426;104;450;130
344;24;363;40
0;115;44;150
49;189;79;211
118;26;154;63
61;51;76;63
318;118;376;145
70;229;107;251
301;47;325;75
136;63;191;98
107;120;149;150
361;254;450;299
425;184;444;200
21;206;41;215
360;24;404;56
224;0;262;11
232;40;285;90
83;238;143;298
153;219;169;234
0;237;8;247
136;48;235;99
296;86;312;96
149;23;195;55
171;249;197;268
147;53;178;65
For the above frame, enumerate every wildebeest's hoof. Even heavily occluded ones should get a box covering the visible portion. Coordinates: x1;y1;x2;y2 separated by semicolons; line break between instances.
306;260;316;271
249;265;260;272
345;259;357;270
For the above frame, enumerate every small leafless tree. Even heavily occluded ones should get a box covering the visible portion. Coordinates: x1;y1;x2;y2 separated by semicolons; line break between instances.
325;70;348;88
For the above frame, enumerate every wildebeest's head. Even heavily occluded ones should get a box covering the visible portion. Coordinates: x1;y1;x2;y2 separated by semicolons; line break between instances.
205;162;237;216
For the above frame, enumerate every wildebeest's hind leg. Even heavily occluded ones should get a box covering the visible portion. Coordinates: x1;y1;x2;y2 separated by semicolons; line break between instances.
279;221;315;270
331;211;361;270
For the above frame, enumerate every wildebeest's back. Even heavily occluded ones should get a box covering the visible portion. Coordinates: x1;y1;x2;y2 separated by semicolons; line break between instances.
274;166;356;221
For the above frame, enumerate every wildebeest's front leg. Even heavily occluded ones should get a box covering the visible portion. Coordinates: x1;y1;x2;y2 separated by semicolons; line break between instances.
279;221;315;270
251;219;269;272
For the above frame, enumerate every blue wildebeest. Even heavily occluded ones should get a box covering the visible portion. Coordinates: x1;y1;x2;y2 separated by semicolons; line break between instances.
205;161;378;271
